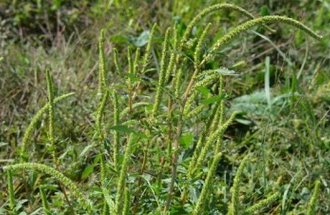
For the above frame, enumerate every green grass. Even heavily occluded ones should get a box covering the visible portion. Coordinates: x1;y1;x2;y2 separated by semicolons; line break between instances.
1;1;329;214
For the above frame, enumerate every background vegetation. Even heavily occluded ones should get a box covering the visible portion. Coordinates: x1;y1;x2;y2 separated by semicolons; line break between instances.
0;0;329;214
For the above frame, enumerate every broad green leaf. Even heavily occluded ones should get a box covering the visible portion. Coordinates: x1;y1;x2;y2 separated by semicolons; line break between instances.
110;125;147;138
180;133;193;149
110;125;136;133
195;86;211;97
81;165;94;180
201;95;223;105
133;30;150;47
111;35;129;44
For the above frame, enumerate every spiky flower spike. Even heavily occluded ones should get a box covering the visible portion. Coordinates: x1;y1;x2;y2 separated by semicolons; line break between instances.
192;111;239;175
210;75;224;134
96;89;109;143
20;92;74;162
182;22;213;103
133;48;140;73
165;27;178;83
183;71;222;116
201;15;322;67
193;153;222;215
187;76;224;174
177;3;272;96
141;24;157;75
46;69;57;166
127;47;134;112
99;153;110;215
152;28;171;117
7;170;16;213
112;90;120;168
228;155;249;215
122;187;130;215
98;29;106;94
115;134;136;214
194;23;212;70
180;3;273;48
3;163;92;212
120;102;149;119
307;179;321;215
174;67;183;98
244;192;280;214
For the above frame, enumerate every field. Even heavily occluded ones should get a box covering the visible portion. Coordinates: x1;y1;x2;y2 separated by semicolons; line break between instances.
0;0;329;214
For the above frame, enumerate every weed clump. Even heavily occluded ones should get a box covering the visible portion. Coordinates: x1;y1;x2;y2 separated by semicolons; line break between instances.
3;3;324;214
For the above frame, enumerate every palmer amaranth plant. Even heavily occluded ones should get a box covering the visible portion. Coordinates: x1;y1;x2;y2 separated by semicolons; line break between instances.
2;3;323;215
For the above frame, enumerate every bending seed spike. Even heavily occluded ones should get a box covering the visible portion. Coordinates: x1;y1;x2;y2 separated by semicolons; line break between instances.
20;93;75;162
4;163;92;212
152;28;171;116
201;16;322;67
181;3;275;47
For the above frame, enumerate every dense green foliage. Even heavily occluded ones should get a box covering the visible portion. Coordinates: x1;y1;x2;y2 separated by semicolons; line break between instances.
1;1;329;214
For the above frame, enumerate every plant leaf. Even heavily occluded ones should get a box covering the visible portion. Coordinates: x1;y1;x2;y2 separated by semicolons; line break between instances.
180;133;194;149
